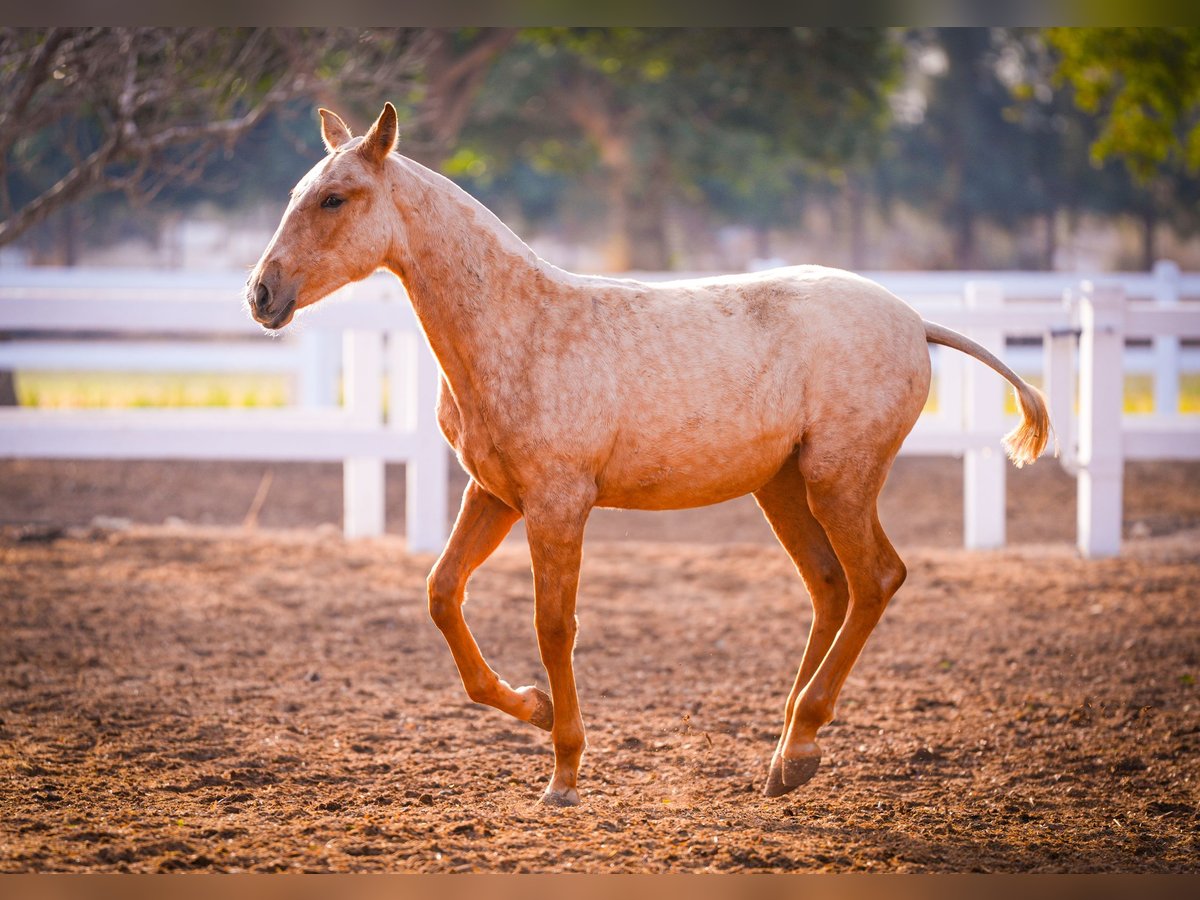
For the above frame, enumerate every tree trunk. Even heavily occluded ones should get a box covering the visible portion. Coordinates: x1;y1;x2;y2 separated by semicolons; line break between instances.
754;225;771;259
626;148;671;271
598;132;634;271
0;326;15;406
61;205;79;267
953;210;976;269
593;132;673;272
626;197;669;271
942;30;980;270
847;177;867;270
414;28;517;167
1043;208;1057;271
1141;206;1157;271
1064;203;1080;269
0;365;16;406
556;72;674;272
0;207;84;408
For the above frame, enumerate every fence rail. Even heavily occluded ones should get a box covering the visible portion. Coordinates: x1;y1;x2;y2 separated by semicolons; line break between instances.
1;263;1198;557
0;270;447;550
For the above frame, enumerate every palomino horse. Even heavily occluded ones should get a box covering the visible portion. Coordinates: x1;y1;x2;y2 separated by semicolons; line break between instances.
247;104;1051;807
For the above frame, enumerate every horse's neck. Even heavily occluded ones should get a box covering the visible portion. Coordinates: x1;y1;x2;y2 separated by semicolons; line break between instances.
383;157;564;402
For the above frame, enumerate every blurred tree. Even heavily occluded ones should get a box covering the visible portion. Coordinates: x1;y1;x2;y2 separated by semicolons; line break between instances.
1046;28;1200;182
0;27;514;407
688;29;899;268
0;29;405;247
452;27;899;270
993;29;1137;270
884;29;1042;269
410;28;517;165
1045;27;1200;267
877;27;1180;271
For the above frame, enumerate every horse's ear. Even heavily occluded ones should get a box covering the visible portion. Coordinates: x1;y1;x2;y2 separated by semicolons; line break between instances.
319;108;353;153
359;102;398;166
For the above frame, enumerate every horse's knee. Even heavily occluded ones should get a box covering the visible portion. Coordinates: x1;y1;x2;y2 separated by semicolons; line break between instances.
426;568;461;629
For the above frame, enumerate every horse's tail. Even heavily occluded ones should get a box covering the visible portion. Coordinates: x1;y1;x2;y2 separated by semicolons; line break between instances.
924;321;1053;468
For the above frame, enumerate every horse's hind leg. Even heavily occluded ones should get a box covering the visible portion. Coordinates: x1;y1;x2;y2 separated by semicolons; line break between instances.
766;451;908;797
523;486;594;807
428;479;554;731
753;454;850;797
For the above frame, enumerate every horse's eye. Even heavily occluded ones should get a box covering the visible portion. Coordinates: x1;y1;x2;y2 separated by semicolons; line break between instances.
321;195;344;209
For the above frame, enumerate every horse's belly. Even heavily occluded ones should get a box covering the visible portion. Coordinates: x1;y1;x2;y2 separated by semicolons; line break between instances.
595;430;796;510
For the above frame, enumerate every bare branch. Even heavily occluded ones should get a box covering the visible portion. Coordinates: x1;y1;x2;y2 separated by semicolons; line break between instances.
437;28;517;88
0;134;121;245
409;28;517;162
0;27;492;248
0;27;69;144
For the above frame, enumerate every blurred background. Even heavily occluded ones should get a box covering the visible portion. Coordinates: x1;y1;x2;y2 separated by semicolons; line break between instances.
4;27;1198;276
4;30;1199;876
1;27;1198;547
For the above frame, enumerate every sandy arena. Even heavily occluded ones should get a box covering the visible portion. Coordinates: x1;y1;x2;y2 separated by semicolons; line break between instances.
1;457;1197;872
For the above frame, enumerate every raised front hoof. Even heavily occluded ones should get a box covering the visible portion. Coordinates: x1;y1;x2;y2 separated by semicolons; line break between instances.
762;753;822;798
538;787;580;808
515;685;554;731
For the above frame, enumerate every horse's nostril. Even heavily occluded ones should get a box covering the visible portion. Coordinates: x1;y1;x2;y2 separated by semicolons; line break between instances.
254;282;270;313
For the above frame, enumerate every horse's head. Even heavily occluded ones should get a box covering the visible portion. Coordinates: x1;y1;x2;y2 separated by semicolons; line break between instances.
246;104;399;329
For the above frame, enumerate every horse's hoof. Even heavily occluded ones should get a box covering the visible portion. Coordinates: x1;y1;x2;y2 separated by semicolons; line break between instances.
763;756;789;797
516;685;554;731
762;752;821;798
539;787;580;807
782;754;822;788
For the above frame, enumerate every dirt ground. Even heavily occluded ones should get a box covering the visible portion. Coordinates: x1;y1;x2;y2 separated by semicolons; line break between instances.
1;457;1198;873
3;456;1200;546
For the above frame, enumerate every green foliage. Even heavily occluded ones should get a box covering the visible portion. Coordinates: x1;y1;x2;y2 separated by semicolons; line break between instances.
453;28;901;264
873;28;1196;268
9;27;1199;271
1046;28;1200;182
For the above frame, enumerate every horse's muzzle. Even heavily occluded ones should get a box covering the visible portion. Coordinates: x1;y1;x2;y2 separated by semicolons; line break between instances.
247;277;296;330
252;281;270;316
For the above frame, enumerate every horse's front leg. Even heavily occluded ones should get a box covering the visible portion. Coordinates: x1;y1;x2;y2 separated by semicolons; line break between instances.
524;487;594;807
428;480;553;730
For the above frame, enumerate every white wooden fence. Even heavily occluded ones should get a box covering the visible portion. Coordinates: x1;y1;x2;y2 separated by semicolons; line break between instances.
0;268;448;552
1;262;1197;557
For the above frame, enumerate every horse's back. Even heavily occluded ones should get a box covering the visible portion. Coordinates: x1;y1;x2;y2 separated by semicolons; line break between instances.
580;266;930;509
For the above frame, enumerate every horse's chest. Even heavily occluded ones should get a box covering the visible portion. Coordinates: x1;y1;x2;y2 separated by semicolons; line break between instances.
435;384;519;506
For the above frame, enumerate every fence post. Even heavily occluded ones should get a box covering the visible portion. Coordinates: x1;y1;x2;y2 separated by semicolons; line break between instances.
409;339;448;554
389;319;449;554
1045;288;1079;472
1076;282;1125;558
963;281;1007;549
1153;259;1181;415
298;330;341;408
343;300;386;539
938;339;965;431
